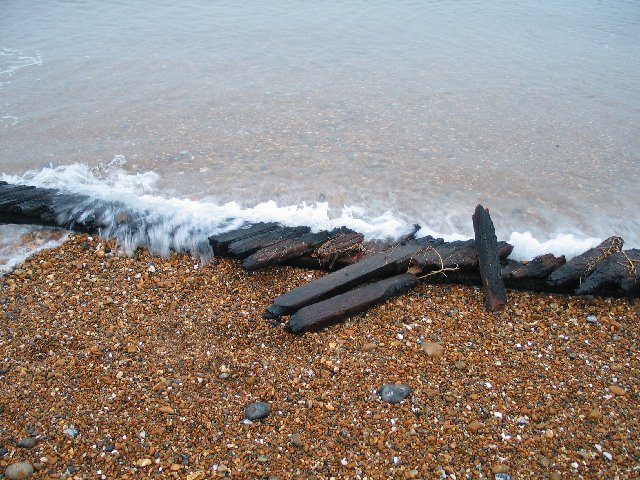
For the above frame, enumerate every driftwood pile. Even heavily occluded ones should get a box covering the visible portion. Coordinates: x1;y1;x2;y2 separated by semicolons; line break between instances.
1;181;639;333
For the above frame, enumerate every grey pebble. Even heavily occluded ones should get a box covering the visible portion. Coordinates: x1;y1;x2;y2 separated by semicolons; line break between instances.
0;446;8;457
379;383;412;404
244;402;272;420
4;461;35;480
494;474;512;480
63;426;79;438
17;437;36;449
290;433;303;448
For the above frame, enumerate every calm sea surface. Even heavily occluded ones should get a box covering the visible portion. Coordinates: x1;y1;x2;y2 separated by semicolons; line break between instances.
1;0;639;248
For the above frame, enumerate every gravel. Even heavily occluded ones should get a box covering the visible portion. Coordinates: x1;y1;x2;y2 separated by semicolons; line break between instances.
0;233;638;478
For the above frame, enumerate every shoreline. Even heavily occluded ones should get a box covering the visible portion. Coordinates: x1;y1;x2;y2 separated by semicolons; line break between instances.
1;234;638;479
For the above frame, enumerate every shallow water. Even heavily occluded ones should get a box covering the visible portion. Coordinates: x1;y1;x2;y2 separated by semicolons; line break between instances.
1;1;639;265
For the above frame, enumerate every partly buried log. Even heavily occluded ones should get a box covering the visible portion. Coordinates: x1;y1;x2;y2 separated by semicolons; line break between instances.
264;242;424;319
575;249;640;295
285;273;419;333
547;236;624;289
472;205;507;311
242;227;354;270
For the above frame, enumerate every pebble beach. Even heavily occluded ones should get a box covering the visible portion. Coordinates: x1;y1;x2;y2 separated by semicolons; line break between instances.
0;234;638;479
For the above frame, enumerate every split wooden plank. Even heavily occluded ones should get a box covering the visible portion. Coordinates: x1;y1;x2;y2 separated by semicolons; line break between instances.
264;242;424;318
285;273;419;333
472;205;507;311
242;227;354;270
546;236;624;289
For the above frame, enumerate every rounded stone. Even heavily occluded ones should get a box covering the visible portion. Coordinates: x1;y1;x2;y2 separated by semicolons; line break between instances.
379;383;412;404
4;462;35;480
244;401;272;420
17;437;36;449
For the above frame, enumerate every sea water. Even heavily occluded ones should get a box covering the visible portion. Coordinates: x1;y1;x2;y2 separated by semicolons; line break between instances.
1;0;639;269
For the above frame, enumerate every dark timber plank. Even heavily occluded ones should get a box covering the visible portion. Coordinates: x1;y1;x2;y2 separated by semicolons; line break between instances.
242;227;354;270
546;236;624;289
472;205;507;311
227;225;311;259
575;249;640;296
208;223;280;255
285;273;419;333
264;242;423;318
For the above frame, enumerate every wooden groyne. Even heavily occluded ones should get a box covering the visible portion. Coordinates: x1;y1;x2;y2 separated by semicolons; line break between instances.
1;181;639;333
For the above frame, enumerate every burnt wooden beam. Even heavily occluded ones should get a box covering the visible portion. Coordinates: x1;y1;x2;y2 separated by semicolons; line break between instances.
546;236;624;289
264;242;424;318
242;227;354;270
412;239;512;274
503;253;566;280
285;273;419;333
208;223;280;256
313;231;366;268
226;225;311;259
575;249;640;296
472;205;507;311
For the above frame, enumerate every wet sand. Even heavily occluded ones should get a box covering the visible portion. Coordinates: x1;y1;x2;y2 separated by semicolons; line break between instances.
1;234;638;479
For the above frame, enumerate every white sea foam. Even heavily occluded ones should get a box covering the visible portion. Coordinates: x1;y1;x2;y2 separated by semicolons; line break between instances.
0;161;614;266
0;225;69;275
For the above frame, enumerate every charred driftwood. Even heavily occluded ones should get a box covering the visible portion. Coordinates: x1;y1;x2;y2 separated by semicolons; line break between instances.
264;243;424;319
546;236;624;289
411;239;512;274
285;273;419;333
575;249;640;295
208;223;280;256
472;205;507;311
504;254;567;280
501;254;569;293
0;183;59;226
242;227;355;270
225;226;311;259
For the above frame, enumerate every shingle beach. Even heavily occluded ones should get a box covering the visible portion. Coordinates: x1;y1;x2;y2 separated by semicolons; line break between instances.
1;234;638;479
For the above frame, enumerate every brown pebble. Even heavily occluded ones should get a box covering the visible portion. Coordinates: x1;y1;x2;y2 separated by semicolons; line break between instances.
588;408;603;420
158;406;175;414
421;341;445;357
491;464;510;474
467;420;483;433
609;385;626;396
362;342;376;352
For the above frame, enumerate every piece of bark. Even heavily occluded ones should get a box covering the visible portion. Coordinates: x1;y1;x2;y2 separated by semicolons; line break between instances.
505;253;566;279
264;243;423;318
227;225;311;259
285;273;419;333
472;205;507;311
575;249;640;296
242;228;353;270
208;223;280;255
546;236;624;289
